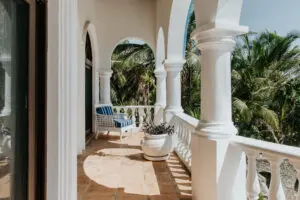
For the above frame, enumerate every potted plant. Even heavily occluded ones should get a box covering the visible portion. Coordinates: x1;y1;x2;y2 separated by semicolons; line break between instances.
141;122;175;161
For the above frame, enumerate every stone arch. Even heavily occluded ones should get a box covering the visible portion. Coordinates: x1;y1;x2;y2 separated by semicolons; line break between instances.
78;22;100;153
82;22;100;83
110;37;155;61
167;0;192;61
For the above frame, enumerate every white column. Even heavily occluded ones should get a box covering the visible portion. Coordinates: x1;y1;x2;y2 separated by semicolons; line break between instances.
99;69;112;105
191;25;248;200
164;59;185;122
47;0;78;199
154;68;166;124
2;70;11;115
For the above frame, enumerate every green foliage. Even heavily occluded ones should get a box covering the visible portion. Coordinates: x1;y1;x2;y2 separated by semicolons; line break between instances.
111;42;156;105
232;31;300;146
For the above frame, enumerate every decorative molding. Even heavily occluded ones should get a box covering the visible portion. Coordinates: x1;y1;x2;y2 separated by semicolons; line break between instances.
194;120;238;139
99;68;113;77
191;22;248;51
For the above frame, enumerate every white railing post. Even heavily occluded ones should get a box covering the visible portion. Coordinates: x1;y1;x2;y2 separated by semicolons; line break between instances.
246;151;261;200
268;157;286;200
138;108;144;128
131;107;137;127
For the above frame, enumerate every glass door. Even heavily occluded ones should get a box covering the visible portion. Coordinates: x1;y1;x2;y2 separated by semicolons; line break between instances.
0;0;29;199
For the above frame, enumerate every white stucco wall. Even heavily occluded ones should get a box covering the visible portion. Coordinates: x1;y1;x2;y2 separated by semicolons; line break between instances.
95;0;157;70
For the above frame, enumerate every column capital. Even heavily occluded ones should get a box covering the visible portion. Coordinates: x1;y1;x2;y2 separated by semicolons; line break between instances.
192;22;248;51
164;59;186;72
195;121;238;139
99;68;113;77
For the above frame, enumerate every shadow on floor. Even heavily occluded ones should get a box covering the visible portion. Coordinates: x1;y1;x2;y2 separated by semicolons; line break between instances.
77;133;192;200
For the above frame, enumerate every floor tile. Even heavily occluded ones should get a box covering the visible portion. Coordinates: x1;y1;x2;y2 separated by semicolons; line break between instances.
78;132;192;200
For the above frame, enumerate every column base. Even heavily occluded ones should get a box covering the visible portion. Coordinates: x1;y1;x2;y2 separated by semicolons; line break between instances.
191;133;246;200
196;121;238;139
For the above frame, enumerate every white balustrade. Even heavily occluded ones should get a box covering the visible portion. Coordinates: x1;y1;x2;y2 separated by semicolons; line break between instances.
169;113;199;172
232;136;300;200
113;105;156;130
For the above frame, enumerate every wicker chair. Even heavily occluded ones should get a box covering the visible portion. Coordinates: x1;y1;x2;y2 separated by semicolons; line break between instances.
95;104;133;140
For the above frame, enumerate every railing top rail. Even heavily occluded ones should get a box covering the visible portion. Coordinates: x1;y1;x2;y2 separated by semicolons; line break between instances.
232;136;300;162
171;113;199;130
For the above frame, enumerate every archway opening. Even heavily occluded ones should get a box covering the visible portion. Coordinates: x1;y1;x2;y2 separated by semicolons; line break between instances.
111;39;156;106
181;9;201;119
85;33;93;138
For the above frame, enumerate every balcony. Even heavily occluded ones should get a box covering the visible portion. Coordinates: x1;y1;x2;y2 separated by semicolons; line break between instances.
77;105;300;200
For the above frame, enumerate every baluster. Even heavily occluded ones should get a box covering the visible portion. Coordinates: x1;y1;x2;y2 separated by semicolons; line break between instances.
184;129;189;162
139;108;144;128
268;157;285;200
124;107;128;118
146;107;151;123
185;129;191;160
245;151;260;200
132;107;137;127
116;107;120;114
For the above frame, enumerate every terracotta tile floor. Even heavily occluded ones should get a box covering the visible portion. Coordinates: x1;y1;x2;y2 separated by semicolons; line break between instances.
77;132;192;200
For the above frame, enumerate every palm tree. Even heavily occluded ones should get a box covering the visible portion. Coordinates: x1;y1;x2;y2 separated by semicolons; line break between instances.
181;12;201;115
111;42;156;105
232;31;300;144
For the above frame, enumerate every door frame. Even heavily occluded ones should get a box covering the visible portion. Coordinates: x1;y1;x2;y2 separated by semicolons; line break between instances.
27;0;47;199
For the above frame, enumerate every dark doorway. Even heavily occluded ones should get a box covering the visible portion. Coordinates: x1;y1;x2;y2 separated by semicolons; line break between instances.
85;33;93;137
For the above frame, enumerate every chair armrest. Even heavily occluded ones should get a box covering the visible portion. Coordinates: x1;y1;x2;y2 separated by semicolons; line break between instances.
96;114;115;127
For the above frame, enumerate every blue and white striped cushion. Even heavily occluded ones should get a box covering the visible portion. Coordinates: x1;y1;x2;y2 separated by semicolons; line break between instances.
105;106;113;115
113;119;133;128
96;106;113;115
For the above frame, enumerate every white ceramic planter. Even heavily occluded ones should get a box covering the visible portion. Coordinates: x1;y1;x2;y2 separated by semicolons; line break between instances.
141;133;173;161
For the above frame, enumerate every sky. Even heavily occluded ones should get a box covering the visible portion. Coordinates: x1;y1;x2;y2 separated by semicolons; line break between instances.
240;0;300;44
130;1;300;45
